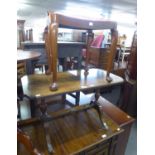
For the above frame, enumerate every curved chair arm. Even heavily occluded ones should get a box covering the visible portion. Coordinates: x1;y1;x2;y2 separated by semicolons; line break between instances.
17;128;44;155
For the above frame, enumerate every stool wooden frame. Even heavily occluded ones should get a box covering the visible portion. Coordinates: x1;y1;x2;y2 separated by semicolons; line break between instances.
47;12;118;91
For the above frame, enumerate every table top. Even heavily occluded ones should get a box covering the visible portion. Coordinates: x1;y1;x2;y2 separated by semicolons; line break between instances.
17;50;41;62
18;108;123;155
21;68;124;98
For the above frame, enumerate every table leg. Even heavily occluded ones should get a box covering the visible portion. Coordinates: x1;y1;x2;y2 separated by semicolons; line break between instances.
90;90;109;130
62;94;66;104
29;98;36;118
39;98;48;117
75;91;80;106
117;48;121;67
106;72;113;83
43;123;55;154
39;98;55;154
17;98;21;119
22;95;36;117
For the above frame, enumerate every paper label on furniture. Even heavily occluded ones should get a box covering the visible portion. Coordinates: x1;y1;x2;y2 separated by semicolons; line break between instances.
35;94;41;97
101;134;107;138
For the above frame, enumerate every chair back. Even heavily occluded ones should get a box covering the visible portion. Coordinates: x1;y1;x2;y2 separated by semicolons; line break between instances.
17;128;43;155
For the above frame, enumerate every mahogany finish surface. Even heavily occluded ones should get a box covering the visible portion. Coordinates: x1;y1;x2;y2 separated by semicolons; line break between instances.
17;50;41;62
126;31;137;80
99;97;135;155
18;108;123;155
17;97;134;155
88;47;109;69
48;12;117;30
21;68;124;98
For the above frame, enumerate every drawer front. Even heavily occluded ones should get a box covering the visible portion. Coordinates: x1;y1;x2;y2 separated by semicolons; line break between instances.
84;140;110;155
77;136;118;155
99;51;109;69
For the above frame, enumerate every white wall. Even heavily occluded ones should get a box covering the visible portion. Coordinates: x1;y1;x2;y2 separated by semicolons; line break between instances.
24;17;47;41
117;25;136;47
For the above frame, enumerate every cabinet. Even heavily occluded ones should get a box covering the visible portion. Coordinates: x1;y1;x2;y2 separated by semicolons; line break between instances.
118;31;137;117
18;96;134;155
88;47;109;70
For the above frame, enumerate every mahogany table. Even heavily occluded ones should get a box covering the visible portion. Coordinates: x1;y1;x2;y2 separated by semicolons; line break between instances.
20;68;124;153
21;68;123;98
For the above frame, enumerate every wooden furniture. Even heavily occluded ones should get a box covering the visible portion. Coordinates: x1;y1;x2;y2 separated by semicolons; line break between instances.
118;79;137;117
47;12;118;91
125;31;137;80
99;97;134;155
17;50;41;117
18;108;123;155
21;41;85;103
17;96;134;155
17;50;41;62
88;44;130;70
20;68;124;153
44;27;52;74
17;49;41;92
118;31;137;117
18;13;134;155
17;50;41;74
119;46;131;63
17;128;43;155
17;20;25;49
21;41;85;74
88;47;109;70
21;41;49;74
21;69;123;106
17;61;26;78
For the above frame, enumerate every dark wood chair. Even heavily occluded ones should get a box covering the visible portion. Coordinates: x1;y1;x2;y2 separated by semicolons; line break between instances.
17;128;43;155
87;32;119;71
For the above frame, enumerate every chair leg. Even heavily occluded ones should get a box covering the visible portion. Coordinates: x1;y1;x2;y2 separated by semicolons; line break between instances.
62;94;66;104
17;99;21;118
122;54;125;63
75;92;80;106
27;98;36;118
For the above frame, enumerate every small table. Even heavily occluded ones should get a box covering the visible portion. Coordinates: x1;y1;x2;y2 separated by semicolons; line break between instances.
17;50;41;62
22;68;123;98
20;68;124;153
17;50;41;117
17;50;41;74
